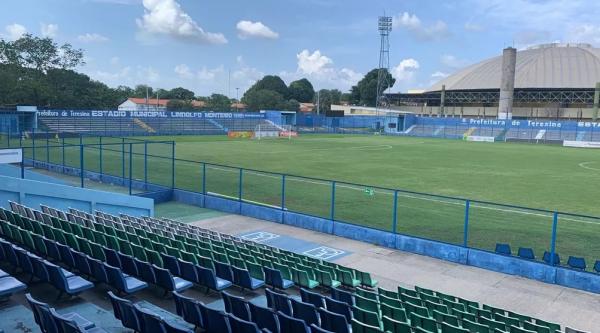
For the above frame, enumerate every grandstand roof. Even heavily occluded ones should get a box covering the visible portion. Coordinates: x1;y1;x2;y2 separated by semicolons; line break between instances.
428;43;600;92
127;97;170;106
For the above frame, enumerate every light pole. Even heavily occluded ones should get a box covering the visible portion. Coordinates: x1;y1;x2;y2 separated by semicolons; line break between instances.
236;88;240;111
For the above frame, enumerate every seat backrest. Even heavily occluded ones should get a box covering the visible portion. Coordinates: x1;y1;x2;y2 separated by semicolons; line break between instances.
214;261;234;281
88;257;108;283
318;307;349;333
567;256;587;270
222;290;251;321
46;263;68;290
162;254;180;276
135;258;156;284
50;308;82;333
228;314;262;333
542;251;560;265
277;311;310;333
25;293;56;332
173;291;204;328
197;266;217;289
324;296;352;322
31;257;49;282
178;260;198;283
198;302;231;333
310;323;334;333
248;302;279;333
105;263;126;290
120;254;138;276
291;298;319;327
134;304;167;333
266;288;292;316
108;291;142;332
331;287;354;306
301;288;325;308
517;247;535;260
495;243;512;255
103;247;121;268
594;260;600;273
264;267;284;288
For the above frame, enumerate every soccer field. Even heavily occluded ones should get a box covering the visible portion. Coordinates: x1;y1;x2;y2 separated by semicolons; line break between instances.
15;133;600;265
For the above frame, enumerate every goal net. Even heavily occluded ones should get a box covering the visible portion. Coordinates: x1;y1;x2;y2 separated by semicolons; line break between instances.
254;124;296;140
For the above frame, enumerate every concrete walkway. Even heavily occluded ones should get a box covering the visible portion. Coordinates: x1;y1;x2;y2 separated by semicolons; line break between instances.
191;214;600;332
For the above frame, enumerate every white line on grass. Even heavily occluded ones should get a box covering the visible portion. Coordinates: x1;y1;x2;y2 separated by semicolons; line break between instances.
206;165;599;226
579;161;600;171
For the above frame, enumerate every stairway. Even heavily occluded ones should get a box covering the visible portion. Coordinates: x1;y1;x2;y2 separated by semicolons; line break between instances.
133;118;156;133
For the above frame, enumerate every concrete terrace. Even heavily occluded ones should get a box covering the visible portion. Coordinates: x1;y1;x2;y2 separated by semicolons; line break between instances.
188;211;600;332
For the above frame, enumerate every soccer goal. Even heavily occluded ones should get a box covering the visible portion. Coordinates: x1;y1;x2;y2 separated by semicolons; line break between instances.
254;124;296;140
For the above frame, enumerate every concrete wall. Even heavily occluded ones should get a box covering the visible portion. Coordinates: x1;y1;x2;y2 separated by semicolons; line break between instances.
0;174;154;217
170;189;600;295
400;105;594;119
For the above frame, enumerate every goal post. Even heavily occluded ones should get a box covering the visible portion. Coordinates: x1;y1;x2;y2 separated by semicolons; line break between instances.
254;124;296;140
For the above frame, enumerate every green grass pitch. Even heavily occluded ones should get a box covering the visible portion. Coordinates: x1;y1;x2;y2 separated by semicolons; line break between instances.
12;134;600;266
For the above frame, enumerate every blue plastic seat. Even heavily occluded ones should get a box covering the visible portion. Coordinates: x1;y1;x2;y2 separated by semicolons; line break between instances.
103;247;121;269
248;302;280;333
264;266;294;290
72;251;93;277
495;243;512;256
277;310;311;333
567;256;587;270
214;261;234;282
57;244;77;269
134;304;168;333
46;262;93;297
232;266;265;291
135;258;157;284
311;323;335;333
291;298;320;327
162;254;181;276
0;276;27;298
324;296;352;322
178;260;202;285
119;254;139;277
0;269;7;279
543;251;561;265
198;301;232;333
50;308;108;333
88;257;108;284
594;260;600;273
228;314;262;333
1;241;19;269
15;249;34;277
266;288;293;316
517;247;536;260
197;266;232;292
163;319;195;333
43;238;61;261
27;293;96;332
105;263;147;295
153;264;193;294
331;287;355;306
107;291;142;332
173;291;204;329
301;288;325;308
318;307;350;333
222;290;251;321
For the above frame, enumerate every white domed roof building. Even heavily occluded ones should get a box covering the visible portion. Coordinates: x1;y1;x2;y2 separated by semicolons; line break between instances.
390;43;600;119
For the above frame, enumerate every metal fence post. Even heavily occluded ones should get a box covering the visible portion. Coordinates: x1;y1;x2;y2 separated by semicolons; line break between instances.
392;190;398;233
121;138;125;183
99;137;103;176
238;168;243;201
20;153;25;179
463;200;470;247
330;181;336;221
32;128;35;162
281;174;286;210
129;143;133;195
550;212;559;266
79;144;84;188
171;142;175;189
45;131;49;167
61;137;65;168
144;142;148;189
202;163;206;194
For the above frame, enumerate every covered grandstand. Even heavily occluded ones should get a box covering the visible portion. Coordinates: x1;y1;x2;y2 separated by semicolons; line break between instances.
389;43;600;120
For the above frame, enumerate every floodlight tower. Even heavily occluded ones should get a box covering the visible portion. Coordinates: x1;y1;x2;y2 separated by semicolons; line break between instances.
376;15;392;115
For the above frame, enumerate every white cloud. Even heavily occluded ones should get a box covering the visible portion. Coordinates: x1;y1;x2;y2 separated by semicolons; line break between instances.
174;64;193;79
196;65;224;81
392;58;420;81
137;66;160;83
441;54;468;68
236;20;278;40
78;33;109;43
392;12;449;41
297;50;333;75
431;71;449;79
93;66;132;83
4;24;27;41
110;56;120;66
40;23;58;38
464;22;483;31
568;24;600;44
136;0;227;44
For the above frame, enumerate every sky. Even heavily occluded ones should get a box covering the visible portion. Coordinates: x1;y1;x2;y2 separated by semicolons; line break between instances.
1;0;600;97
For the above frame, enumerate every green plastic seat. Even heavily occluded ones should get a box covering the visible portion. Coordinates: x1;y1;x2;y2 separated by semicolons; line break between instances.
409;312;437;332
451;308;476;323
20;229;36;251
315;268;341;289
127;233;141;246
495;313;521;328
273;262;293;281
32;234;48;256
246;261;264;280
139;237;154;251
382;315;411;333
457;297;479;309
105;235;120;251
165;245;181;258
53;228;67;245
356;287;379;301
534;319;560;333
381;303;407;322
355;294;380;313
82;227;95;242
70;223;84;237
90;242;106;261
181;251;198;264
433;309;459;327
131;243;148;262
64;233;80;251
41;224;55;240
292;267;319;289
441;322;470;333
462;318;490;333
523;321;551;333
92;232;108;247
483;304;506;316
338;268;360;288
509;325;537;333
398;286;419;298
378;287;399;299
424;300;450;315
77;236;93;256
380;294;402;309
478;316;507;331
352;306;382;330
146;249;163;267
118;239;133;256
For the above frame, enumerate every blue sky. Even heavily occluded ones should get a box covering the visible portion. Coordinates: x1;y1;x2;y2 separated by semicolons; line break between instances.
1;0;599;97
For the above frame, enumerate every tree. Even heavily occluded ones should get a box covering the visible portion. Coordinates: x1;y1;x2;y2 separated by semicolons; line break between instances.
167;99;193;110
242;89;285;111
168;87;195;100
207;93;231;111
288;78;314;103
350;69;395;106
315;89;342;113
246;75;289;99
282;99;300;112
0;34;84;72
133;85;153;98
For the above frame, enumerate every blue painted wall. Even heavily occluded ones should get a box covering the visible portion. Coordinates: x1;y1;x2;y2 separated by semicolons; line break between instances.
0;175;154;216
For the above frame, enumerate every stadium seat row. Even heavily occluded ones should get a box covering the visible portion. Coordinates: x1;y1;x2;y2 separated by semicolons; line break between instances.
495;243;600;272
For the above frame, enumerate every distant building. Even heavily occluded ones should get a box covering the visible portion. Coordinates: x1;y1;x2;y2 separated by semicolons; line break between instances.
118;98;169;111
299;103;315;112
